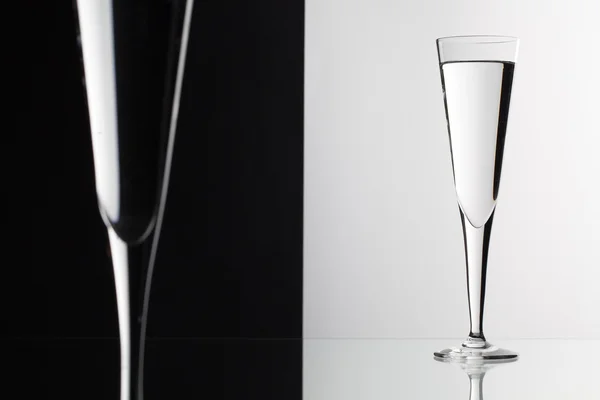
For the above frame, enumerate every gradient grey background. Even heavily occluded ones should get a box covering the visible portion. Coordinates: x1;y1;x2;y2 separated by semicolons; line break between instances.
304;0;600;338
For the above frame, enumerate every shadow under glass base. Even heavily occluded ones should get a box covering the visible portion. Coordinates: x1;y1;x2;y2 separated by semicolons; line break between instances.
434;339;518;361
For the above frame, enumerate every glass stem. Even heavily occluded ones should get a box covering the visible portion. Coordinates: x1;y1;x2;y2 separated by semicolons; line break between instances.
108;228;149;400
459;208;495;348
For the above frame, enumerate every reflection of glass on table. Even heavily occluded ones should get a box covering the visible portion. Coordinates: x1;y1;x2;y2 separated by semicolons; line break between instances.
435;356;517;400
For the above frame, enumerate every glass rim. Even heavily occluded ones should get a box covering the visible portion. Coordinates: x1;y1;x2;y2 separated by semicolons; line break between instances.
437;35;519;44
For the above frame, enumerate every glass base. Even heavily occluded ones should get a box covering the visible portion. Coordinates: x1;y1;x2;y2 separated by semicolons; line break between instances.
434;339;518;361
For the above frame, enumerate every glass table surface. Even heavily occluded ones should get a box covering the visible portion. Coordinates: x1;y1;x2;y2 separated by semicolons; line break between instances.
22;338;600;399
304;339;599;399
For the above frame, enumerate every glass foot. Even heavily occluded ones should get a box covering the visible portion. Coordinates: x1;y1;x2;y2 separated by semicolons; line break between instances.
434;341;518;361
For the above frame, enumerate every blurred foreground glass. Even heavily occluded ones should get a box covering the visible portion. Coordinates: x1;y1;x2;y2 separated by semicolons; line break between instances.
434;35;519;360
74;1;194;399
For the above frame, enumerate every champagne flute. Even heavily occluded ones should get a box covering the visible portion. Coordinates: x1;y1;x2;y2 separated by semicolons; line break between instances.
74;1;194;398
434;35;519;360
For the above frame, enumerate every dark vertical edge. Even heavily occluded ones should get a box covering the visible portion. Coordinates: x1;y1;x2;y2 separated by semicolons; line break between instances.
492;62;515;200
300;0;306;343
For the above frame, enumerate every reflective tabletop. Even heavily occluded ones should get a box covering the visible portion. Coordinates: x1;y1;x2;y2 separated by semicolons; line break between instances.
304;339;600;399
25;338;600;398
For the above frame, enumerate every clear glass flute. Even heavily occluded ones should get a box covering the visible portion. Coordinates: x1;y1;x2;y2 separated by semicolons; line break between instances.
434;35;519;360
74;1;195;399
